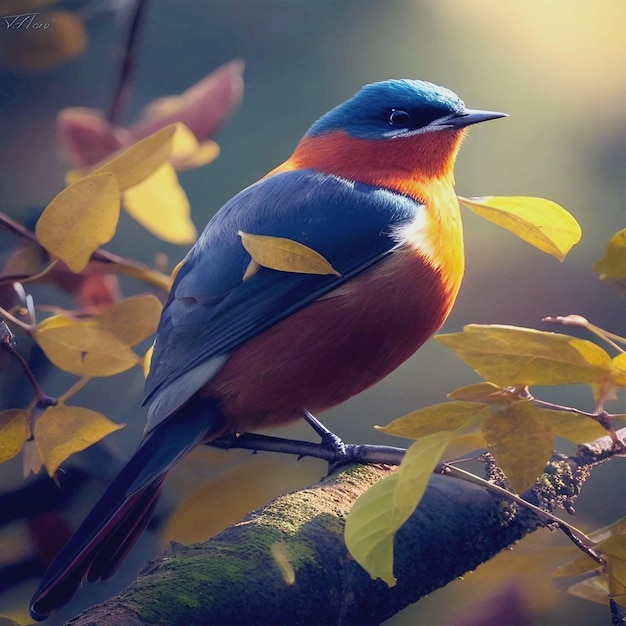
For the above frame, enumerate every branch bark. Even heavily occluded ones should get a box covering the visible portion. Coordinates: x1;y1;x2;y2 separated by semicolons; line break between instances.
64;429;623;625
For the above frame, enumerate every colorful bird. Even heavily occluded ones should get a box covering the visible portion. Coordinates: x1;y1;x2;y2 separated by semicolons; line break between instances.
30;79;506;619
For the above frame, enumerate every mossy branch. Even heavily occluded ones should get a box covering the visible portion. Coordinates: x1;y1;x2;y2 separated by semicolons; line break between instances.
63;465;541;626
61;428;622;625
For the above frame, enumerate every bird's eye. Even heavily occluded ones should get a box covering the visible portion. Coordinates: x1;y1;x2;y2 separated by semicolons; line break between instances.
389;109;412;127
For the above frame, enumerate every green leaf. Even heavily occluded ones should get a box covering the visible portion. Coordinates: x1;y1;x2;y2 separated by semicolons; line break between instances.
481;400;553;493
35;172;120;273
238;232;341;276
345;431;455;585
458;195;581;261
35;405;124;476
392;432;456;529
436;324;612;387
593;228;626;278
344;472;399;586
376;401;487;439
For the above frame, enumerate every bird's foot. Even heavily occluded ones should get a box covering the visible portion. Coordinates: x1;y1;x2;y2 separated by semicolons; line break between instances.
302;410;354;473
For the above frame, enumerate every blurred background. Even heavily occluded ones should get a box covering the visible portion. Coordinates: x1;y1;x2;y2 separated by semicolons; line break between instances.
0;0;624;624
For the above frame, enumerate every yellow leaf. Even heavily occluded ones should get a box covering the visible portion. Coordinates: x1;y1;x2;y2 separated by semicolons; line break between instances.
35;315;139;376
445;431;488;458
481;401;553;493
554;552;600;578
596;533;626;605
123;163;197;244
89;124;178;191
447;382;505;402
176;140;220;170
596;532;626;560
94;295;162;346
593;229;626;278
143;344;154;378
376;401;487;439
458;196;581;261
169;122;200;160
238;232;340;276
35;172;120;273
35;406;124;477
345;431;455;586
436;324;612;387
566;573;610;606
590;519;626;544
536;408;608;444
610;353;626;387
0;409;28;464
169;123;220;170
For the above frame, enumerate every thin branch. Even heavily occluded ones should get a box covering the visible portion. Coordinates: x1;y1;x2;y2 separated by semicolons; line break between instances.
0;211;39;243
0;320;55;409
208;432;407;465
436;463;604;564
57;377;92;405
0;260;58;287
208;426;626;562
107;0;151;124
0;211;171;292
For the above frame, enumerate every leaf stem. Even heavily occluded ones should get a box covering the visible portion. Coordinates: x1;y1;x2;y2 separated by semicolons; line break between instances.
0;259;59;287
57;377;92;405
0;305;33;333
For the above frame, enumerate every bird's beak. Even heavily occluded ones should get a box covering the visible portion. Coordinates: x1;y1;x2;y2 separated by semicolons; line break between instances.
436;109;508;129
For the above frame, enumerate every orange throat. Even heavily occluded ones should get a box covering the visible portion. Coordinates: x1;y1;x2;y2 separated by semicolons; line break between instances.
269;129;466;302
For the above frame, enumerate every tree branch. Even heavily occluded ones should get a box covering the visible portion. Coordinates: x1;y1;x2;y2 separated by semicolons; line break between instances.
63;425;625;626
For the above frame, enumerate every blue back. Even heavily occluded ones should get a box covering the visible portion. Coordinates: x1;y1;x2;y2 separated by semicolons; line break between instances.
144;169;423;425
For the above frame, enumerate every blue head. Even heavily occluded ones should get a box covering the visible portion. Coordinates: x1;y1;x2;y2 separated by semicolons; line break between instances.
307;79;504;140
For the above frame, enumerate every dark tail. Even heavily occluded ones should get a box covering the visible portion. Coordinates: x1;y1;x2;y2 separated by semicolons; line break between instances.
30;397;224;621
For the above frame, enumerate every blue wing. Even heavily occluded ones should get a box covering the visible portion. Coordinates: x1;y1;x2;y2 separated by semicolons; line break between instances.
144;169;423;429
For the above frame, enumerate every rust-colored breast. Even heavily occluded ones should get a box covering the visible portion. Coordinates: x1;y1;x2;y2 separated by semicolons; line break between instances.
205;130;466;431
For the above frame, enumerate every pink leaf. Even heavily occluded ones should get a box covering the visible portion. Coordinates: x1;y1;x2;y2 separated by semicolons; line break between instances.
56;108;130;169
130;59;244;142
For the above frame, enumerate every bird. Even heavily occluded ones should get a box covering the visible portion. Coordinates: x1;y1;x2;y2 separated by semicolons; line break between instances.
30;79;506;619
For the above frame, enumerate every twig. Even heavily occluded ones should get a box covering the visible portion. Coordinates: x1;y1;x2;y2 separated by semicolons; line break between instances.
208;426;626;563
0;211;171;292
0;305;32;333
107;0;151;124
0;320;55;409
436;463;604;564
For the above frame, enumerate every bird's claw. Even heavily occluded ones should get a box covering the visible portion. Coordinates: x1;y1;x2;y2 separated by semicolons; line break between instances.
302;409;356;473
